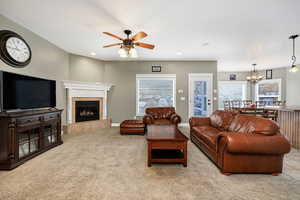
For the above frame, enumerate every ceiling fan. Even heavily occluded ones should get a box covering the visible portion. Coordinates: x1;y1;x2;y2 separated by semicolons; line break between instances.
103;30;155;58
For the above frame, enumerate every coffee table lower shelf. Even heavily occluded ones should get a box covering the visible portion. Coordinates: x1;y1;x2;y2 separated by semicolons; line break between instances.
149;149;186;166
148;148;187;167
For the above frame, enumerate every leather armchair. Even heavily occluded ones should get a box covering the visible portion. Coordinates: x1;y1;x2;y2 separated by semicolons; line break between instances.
170;113;181;125
143;107;181;126
189;110;291;175
143;114;154;124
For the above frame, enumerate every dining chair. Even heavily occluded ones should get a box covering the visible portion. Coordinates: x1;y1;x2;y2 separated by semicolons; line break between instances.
263;109;278;121
273;101;286;106
255;101;267;107
223;101;231;111
231;100;241;113
243;100;252;106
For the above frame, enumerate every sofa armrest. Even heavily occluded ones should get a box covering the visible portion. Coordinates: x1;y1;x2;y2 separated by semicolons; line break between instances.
189;117;211;128
217;132;291;155
170;113;181;125
143;114;154;124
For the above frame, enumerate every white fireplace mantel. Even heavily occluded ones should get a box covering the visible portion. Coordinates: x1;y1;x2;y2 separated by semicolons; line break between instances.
63;80;113;124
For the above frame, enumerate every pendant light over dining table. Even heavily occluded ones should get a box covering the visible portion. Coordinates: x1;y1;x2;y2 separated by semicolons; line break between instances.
289;34;299;73
246;63;263;83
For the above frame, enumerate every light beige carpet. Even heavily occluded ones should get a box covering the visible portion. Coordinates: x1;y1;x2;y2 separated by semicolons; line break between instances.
0;127;300;200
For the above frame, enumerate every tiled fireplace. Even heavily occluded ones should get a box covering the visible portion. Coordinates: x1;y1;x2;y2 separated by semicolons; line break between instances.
63;81;112;124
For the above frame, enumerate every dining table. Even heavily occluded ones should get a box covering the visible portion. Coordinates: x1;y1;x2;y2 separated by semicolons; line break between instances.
232;105;282;112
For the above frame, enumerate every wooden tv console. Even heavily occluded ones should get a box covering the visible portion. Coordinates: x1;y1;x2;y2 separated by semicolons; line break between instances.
0;109;63;170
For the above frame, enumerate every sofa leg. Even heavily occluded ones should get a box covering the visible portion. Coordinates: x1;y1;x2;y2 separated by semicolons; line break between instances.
221;172;232;176
272;173;279;176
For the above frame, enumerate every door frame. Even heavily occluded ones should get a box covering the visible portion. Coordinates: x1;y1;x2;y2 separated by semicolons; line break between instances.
188;73;213;118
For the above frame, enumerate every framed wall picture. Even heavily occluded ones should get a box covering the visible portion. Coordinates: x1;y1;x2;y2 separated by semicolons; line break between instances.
266;69;272;79
152;65;161;72
229;74;236;80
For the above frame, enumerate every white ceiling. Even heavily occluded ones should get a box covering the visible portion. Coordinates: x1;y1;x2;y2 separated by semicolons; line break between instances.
0;0;299;71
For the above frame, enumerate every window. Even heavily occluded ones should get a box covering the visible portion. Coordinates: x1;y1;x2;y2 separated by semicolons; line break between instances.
255;79;281;102
136;74;176;116
218;81;248;109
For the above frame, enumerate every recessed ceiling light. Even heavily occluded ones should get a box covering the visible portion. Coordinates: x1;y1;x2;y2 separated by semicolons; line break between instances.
176;52;183;55
202;42;209;46
90;52;96;56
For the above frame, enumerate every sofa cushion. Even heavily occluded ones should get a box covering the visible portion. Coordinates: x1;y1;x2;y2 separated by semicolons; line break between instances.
228;114;279;136
192;126;221;149
210;110;236;131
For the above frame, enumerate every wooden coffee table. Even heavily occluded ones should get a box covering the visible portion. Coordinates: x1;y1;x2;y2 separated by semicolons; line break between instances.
146;125;188;167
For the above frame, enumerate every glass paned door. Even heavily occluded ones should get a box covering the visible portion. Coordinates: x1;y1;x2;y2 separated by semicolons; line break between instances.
189;74;213;117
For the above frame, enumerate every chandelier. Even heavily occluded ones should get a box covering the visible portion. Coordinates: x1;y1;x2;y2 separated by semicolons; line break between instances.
289;34;299;73
246;63;263;83
118;46;138;58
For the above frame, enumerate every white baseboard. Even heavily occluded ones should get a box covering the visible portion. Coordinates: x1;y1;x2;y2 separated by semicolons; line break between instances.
111;123;120;127
178;123;189;127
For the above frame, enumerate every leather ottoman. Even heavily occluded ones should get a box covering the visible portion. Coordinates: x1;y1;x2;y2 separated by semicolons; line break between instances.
120;120;145;135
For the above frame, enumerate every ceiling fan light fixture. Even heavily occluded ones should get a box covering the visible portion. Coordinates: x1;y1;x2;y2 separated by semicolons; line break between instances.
118;47;126;55
103;30;154;59
131;51;138;58
129;48;136;54
129;47;138;58
130;52;138;58
120;52;128;58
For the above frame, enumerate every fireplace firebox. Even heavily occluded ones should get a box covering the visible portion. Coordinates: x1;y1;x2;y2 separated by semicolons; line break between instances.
75;101;100;122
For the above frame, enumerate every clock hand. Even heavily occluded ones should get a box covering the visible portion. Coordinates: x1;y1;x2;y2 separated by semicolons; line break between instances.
8;46;19;51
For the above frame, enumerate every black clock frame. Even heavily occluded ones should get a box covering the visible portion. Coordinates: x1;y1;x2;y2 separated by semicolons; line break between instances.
0;30;32;68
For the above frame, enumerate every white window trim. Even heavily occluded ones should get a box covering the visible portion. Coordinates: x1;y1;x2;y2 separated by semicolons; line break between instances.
255;79;282;101
136;74;176;116
218;81;248;101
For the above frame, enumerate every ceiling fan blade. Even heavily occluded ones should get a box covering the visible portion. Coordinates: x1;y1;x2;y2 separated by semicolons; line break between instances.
135;42;155;49
131;32;148;41
103;43;122;48
103;32;124;41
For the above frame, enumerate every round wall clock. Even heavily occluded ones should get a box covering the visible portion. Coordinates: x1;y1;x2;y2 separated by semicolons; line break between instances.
0;30;32;68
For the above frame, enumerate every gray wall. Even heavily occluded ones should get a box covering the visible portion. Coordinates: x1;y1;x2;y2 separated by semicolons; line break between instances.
0;14;69;124
3;12;298;126
218;67;287;102
0;13;218;125
286;65;300;106
3;11;297;126
69;54;105;82
104;61;218;123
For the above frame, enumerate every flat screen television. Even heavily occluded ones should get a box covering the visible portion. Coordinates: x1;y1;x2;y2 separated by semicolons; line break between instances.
0;71;56;111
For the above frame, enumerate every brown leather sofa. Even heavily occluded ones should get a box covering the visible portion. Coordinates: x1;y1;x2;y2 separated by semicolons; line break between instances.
189;110;291;175
143;107;181;127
